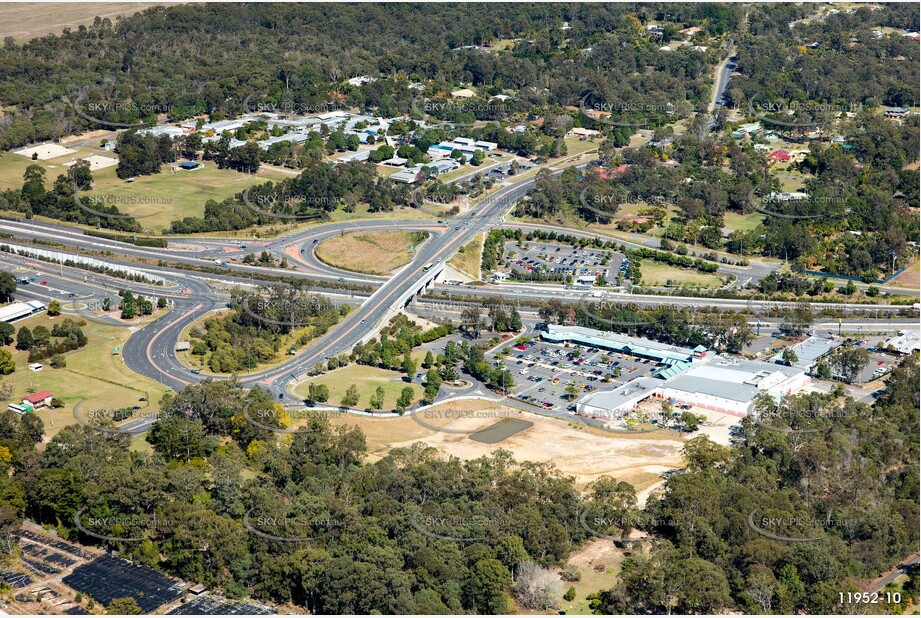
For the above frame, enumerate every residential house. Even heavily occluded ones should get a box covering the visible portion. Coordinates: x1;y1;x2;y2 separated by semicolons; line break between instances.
884;107;910;119
595;164;629;180
22;391;53;410
767;149;792;163
451;88;476;99
568;127;601;138
347;76;377;87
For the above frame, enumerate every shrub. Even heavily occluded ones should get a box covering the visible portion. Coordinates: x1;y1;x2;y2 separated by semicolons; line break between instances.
560;564;582;582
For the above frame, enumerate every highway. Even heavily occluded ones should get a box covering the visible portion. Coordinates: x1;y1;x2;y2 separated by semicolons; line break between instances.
1;137;916;416
0;162;561;405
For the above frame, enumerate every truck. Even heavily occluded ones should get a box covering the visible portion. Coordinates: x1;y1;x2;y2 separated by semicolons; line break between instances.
214;259;228;267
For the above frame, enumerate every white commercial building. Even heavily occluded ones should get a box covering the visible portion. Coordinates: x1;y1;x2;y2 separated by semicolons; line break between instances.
659;359;809;416
257;133;310;150
429;159;461;175
0;300;46;323
335;150;372;164
562;325;810;419
884;330;921;355
137;125;185;138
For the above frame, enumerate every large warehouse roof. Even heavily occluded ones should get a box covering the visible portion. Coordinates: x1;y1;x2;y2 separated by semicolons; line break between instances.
664;358;804;403
770;335;843;367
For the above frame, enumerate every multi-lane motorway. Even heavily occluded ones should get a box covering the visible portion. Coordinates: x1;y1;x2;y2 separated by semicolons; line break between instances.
1;154;917;416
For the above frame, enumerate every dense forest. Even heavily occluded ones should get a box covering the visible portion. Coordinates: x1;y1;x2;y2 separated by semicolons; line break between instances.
730;3;920;113
1;356;916;614
595;357;920;615
0;3;741;149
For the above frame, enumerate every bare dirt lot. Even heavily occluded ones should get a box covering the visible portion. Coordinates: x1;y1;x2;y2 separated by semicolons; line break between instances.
333;400;686;488
0;3;169;42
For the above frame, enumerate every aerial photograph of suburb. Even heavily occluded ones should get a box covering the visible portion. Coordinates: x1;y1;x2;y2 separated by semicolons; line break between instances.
0;1;918;616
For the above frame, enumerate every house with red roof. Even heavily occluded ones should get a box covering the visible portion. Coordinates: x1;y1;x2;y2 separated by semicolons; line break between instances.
595;164;630;180
22;391;53;409
767;149;792;163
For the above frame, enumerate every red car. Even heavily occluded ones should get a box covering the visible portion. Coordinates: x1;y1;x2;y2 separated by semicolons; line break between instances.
40;281;47;285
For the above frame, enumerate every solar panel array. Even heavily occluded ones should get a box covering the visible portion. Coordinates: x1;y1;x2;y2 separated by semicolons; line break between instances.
19;530;88;559
21;541;78;568
0;569;33;588
22;557;60;575
63;555;184;613
167;596;275;615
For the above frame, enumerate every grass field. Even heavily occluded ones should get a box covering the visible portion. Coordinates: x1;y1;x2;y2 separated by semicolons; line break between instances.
1;145;289;233
1;311;169;440
556;538;628;615
81;162;289;233
724;211;765;232
639;261;724;288
315;230;428;275
448;232;483;280
0;146;99;192
564;136;602;157
292;364;425;412
324;201;436;224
